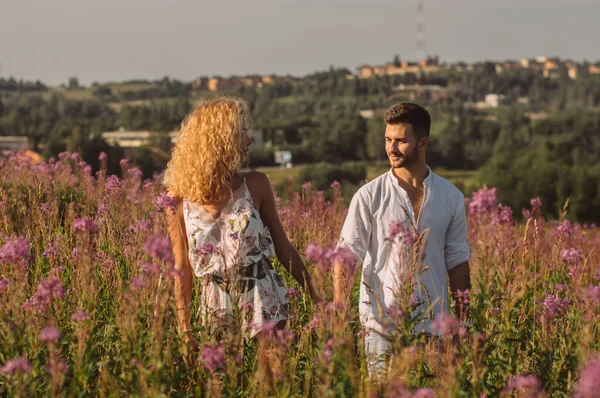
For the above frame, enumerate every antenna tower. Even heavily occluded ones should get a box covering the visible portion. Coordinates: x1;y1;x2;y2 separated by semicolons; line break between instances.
417;0;427;63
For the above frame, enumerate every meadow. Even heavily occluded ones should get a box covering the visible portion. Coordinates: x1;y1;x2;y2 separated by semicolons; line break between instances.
0;151;599;397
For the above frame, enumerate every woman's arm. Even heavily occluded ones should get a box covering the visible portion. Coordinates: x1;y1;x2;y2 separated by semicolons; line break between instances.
165;193;193;338
249;172;322;303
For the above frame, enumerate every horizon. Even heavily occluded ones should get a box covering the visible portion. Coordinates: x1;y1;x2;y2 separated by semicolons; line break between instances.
3;54;598;87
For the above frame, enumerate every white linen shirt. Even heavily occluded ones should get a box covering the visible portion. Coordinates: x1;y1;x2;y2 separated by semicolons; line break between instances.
337;167;471;335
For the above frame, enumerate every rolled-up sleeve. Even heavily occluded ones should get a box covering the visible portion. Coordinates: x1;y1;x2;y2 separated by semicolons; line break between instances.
337;190;372;267
444;194;471;270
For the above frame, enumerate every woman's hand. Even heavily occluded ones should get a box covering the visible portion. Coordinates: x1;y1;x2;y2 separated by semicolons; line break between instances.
181;330;199;364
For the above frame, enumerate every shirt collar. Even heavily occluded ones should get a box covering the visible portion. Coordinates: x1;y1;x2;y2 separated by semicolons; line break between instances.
388;165;434;187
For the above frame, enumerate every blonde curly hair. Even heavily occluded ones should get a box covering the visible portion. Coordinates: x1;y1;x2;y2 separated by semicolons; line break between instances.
164;97;250;204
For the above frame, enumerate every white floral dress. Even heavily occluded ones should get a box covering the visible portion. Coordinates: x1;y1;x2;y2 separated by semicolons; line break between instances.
183;175;289;337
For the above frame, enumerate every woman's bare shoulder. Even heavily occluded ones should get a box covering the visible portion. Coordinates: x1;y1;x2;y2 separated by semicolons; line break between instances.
244;171;271;190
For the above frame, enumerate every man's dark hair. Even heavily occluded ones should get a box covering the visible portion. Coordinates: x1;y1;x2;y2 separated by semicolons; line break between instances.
384;103;431;139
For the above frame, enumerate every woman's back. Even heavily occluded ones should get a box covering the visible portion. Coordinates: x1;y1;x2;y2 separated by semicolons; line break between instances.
183;174;275;277
182;174;288;336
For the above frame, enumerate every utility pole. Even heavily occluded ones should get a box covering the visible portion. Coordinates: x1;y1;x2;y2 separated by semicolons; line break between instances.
417;0;427;63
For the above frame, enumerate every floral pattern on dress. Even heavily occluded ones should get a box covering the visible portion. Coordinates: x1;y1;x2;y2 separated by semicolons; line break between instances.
183;176;289;337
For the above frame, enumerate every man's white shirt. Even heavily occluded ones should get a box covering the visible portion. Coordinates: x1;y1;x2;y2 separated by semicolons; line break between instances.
337;167;471;335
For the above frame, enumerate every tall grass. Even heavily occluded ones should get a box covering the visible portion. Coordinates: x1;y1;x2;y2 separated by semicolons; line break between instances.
0;151;598;397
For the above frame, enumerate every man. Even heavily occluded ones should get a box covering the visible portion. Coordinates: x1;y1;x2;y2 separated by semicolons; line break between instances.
333;103;471;376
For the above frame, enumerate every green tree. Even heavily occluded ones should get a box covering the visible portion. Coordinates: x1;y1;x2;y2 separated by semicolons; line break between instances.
68;77;80;90
366;117;386;161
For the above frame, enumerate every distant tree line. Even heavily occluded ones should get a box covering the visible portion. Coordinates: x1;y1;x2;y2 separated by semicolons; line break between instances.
2;68;600;221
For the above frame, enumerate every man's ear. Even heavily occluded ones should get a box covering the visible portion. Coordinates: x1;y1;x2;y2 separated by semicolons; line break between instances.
419;137;429;151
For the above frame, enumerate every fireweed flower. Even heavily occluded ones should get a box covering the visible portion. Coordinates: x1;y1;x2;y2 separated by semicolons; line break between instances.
129;277;146;289
200;342;225;373
42;240;60;259
561;248;583;265
304;243;334;273
71;248;82;262
452;288;470;307
574;358;600;397
309;315;320;330
542;293;570;319
503;375;543;394
140;260;160;275
321;337;338;362
127;167;143;181
385;378;410;398
531;197;542;209
143;233;174;264
286;287;302;300
22;277;65;312
386;303;406;319
0;237;30;266
553;220;572;238
431;312;461;335
254;320;277;337
129;219;152;233
119;159;129;168
45;358;68;375
97;203;110;218
39;327;61;343
333;247;356;269
153;194;178;214
330;180;340;189
0;357;33;376
40;202;54;215
98;152;107;161
468;187;498;215
584;286;600;305
491;205;513;226
72;217;99;234
388;220;414;245
411;388;435;398
71;311;90;322
104;175;122;191
0;278;9;290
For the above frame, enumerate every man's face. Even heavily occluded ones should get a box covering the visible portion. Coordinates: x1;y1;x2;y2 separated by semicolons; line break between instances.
385;123;424;169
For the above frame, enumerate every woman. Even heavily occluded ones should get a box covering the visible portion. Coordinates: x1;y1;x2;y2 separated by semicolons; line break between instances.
164;97;320;346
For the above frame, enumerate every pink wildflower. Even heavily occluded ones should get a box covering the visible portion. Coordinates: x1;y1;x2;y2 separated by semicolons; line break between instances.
503;374;543;394
574;358;600;397
431;312;461;335
143;233;174;263
0;237;30;265
71;311;90;322
129;277;146;289
0;357;33;376
200;342;225;373
39;327;61;343
72;217;99;234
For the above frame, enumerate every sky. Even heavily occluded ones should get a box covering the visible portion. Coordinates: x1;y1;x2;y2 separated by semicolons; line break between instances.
1;0;599;85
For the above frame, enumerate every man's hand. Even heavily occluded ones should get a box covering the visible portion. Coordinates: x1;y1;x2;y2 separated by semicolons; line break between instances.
448;261;470;321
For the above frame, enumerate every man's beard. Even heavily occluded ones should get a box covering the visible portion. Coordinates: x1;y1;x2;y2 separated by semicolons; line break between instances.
389;147;419;168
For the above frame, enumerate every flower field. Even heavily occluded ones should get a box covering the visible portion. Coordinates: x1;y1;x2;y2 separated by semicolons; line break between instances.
0;151;599;397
